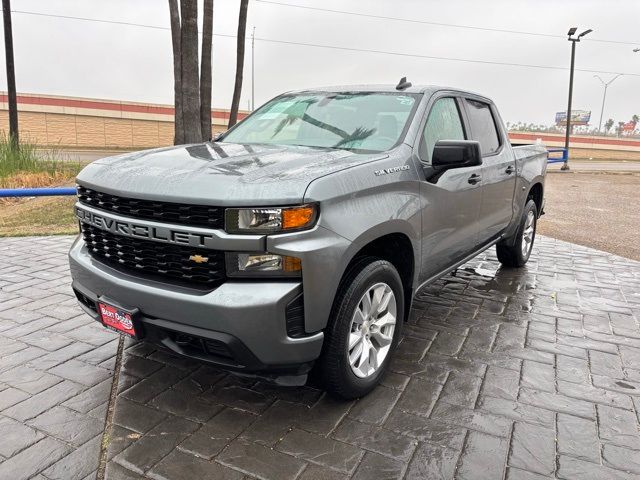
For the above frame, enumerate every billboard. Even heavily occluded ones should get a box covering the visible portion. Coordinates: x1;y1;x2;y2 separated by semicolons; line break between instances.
555;110;591;126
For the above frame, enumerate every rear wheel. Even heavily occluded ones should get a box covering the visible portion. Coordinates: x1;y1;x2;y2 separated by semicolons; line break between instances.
496;199;538;267
317;257;403;399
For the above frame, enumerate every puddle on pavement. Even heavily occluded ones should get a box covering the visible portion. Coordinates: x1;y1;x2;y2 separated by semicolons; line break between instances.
615;381;636;390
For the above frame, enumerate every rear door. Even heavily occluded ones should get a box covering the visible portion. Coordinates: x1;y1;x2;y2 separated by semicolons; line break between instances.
417;96;484;281
462;98;516;242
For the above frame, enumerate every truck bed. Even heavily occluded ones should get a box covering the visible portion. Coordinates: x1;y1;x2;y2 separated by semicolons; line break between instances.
512;143;548;162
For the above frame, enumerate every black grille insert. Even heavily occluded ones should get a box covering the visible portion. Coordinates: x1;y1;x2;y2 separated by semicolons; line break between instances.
77;185;225;229
81;224;225;288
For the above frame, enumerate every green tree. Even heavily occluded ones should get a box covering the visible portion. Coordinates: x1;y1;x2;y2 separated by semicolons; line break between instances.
604;118;614;134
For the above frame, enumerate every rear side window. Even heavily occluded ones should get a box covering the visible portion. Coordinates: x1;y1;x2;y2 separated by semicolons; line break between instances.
420;97;466;162
464;99;501;155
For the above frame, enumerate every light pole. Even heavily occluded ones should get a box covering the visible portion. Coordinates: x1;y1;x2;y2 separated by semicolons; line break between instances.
563;27;592;170
594;74;623;133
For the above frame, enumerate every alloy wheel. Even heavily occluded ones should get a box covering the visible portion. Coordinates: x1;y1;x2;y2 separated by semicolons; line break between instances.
521;210;536;257
347;282;397;378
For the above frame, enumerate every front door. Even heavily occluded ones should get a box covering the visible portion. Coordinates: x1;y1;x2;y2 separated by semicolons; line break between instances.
417;96;484;281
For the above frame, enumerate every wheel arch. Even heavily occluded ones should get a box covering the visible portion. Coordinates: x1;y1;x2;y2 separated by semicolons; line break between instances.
340;228;417;323
527;182;544;216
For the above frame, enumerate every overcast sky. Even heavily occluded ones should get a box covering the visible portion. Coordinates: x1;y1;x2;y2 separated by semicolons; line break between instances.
1;0;639;126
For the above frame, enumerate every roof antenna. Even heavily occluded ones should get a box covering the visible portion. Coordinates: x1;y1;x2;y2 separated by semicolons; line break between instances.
396;76;412;90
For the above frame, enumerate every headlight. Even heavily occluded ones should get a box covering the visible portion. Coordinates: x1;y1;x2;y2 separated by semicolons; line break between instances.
225;204;317;234
225;252;302;277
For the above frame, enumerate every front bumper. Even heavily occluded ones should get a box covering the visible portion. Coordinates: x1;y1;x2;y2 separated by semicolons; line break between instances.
68;236;324;373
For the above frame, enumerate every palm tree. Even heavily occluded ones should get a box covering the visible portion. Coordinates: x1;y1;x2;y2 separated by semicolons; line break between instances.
228;0;249;128
168;0;184;144
200;0;213;141
179;0;200;143
604;118;614;134
2;0;19;147
168;0;214;145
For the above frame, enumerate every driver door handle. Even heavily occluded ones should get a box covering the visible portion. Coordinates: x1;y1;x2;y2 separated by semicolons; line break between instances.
468;173;482;185
505;165;515;175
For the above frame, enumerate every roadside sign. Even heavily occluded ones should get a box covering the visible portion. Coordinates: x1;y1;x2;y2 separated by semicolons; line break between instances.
555;110;591;126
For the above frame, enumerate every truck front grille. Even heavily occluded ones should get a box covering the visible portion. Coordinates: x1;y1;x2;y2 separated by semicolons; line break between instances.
81;224;225;288
77;185;225;229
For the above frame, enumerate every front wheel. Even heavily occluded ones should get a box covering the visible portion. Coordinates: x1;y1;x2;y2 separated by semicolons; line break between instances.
496;199;538;267
317;258;404;399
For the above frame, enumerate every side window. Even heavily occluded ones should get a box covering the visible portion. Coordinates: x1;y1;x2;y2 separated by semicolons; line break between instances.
464;99;501;155
419;98;465;162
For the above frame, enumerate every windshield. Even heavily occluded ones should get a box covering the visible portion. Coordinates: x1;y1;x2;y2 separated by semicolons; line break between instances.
221;92;420;152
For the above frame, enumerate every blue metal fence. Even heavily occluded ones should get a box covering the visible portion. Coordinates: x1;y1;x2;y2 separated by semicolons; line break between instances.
0;187;76;198
547;147;568;164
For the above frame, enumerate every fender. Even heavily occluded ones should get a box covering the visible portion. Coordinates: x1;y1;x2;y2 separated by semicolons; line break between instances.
503;177;545;242
339;220;421;289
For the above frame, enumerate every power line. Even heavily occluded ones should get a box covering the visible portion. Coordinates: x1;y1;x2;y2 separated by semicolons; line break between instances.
10;9;237;38
254;36;640;77
8;9;640;77
11;10;169;31
255;0;640;46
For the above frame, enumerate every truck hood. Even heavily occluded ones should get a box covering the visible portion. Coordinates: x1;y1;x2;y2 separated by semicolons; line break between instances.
76;142;386;206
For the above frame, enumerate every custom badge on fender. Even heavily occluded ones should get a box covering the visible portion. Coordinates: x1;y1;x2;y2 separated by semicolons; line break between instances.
374;165;410;176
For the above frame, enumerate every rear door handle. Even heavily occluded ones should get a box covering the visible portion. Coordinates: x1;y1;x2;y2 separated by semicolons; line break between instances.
468;174;482;185
505;165;515;175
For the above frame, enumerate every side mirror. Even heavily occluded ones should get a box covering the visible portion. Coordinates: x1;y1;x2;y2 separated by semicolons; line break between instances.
431;140;482;170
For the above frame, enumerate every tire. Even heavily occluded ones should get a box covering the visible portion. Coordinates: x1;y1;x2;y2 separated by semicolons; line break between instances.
317;257;404;400
496;199;538;267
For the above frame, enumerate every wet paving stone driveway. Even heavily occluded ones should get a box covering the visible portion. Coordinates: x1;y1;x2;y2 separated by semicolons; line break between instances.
1;235;640;479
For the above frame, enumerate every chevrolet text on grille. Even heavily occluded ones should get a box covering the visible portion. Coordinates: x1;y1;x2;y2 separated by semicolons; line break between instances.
75;205;216;248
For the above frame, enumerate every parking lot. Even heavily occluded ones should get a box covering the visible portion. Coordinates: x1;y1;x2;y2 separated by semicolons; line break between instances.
1;234;640;479
539;172;640;261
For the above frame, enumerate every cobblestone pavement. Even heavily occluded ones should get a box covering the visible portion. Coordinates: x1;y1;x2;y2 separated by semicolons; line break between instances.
0;236;118;480
1;236;640;479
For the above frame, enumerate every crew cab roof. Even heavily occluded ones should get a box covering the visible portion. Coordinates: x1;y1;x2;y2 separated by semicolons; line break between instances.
284;84;491;102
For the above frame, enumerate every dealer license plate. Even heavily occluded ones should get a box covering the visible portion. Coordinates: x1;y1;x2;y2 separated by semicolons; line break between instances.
98;302;137;337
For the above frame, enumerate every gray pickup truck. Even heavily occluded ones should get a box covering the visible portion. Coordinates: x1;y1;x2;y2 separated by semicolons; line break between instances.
69;81;547;399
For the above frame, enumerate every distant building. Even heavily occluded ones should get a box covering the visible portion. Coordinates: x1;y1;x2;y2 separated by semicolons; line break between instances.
0;92;249;149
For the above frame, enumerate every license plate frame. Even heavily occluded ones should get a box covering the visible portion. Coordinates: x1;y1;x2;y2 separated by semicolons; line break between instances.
97;300;139;338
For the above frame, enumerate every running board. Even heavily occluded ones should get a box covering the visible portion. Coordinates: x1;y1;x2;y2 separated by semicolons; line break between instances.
415;235;503;293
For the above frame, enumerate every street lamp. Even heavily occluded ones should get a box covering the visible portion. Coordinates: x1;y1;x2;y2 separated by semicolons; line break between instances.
563;27;592;170
594;74;623;133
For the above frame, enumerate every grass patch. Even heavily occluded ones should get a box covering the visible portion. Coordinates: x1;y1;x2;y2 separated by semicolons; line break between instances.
0;196;78;236
0;134;82;188
0;136;81;236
